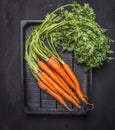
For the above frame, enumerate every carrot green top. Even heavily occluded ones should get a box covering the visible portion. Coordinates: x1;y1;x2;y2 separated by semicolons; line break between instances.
25;1;114;72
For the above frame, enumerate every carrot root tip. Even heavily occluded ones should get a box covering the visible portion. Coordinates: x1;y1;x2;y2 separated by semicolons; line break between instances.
75;104;81;109
86;103;94;111
65;105;73;111
78;105;81;109
84;95;88;100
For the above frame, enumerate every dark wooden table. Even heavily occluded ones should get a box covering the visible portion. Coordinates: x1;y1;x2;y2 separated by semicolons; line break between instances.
0;0;115;130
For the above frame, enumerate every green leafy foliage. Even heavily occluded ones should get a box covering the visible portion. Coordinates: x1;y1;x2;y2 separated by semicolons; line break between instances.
44;2;114;71
26;2;114;71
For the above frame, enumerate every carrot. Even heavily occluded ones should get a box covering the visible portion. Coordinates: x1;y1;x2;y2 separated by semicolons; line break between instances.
49;56;91;105
47;56;75;90
53;71;80;103
40;71;81;108
50;56;60;64
37;72;57;93
38;81;72;111
63;64;80;88
63;63;88;104
38;60;79;103
38;60;66;89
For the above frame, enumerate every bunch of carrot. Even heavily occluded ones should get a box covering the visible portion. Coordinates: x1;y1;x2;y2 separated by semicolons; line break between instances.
24;27;94;111
24;3;94;110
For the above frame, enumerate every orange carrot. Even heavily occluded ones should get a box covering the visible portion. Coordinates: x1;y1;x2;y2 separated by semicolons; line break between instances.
41;72;81;108
37;72;57;93
38;60;79;103
38;81;72;111
47;56;75;90
38;60;66;89
53;71;79;103
63;63;88;104
50;56;60;64
49;56;89;104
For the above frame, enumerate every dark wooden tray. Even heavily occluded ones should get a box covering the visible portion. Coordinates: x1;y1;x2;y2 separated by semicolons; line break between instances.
20;20;93;115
